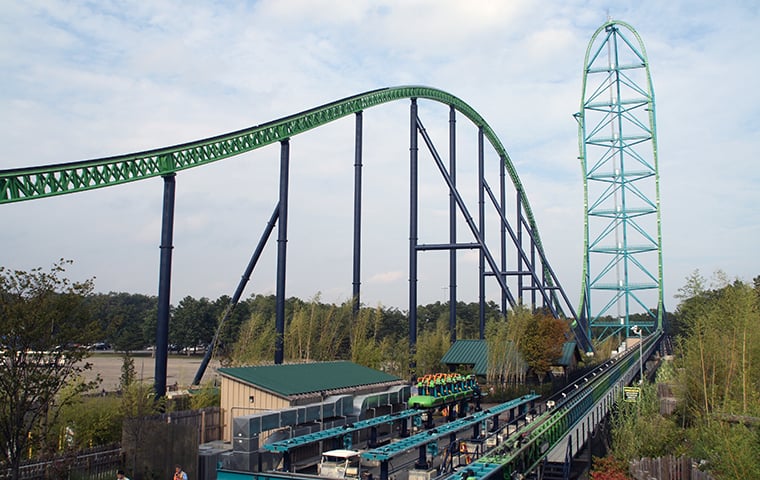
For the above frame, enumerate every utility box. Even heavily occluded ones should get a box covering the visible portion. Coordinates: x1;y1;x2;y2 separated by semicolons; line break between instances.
408;468;437;480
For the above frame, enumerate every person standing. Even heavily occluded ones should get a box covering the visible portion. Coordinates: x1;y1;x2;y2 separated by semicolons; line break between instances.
173;464;188;480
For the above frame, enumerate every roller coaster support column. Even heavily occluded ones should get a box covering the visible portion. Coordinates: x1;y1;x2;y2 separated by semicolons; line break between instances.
532;235;537;308
499;155;507;316
352;112;363;318
400;417;410;438
155;173;176;398
478;128;486;339
409;99;419;369
275;139;290;364
517;192;523;304
490;412;500;433
282;451;291;472
415;444;427;470
449;106;457;342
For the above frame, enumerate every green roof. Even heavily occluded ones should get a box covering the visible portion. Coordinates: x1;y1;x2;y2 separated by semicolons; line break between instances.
440;339;488;375
218;361;401;397
556;341;580;367
442;339;579;374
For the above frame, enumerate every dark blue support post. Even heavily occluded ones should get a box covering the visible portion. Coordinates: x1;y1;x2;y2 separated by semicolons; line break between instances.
517;192;524;304
477;127;485;339
368;426;377;448
449;106;457;342
155;173;175;398
283;451;291;472
531;240;537;309
380;461;389;480
491;413;500;432
409;99;419;370
499;156;507;316
275;139;290;365
424;412;434;429
352;111;363;318
416;445;427;469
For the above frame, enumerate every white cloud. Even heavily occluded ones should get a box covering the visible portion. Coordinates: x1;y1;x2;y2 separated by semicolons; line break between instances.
1;0;758;314
367;271;405;285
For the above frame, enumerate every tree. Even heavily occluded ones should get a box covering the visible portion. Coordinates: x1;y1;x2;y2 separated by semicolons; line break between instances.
486;307;531;386
189;382;220;410
0;260;100;478
171;296;215;353
230;311;277;365
609;381;684;461
414;318;451;375
212;294;250;361
48;388;123;450
521;313;569;382
675;275;760;419
120;354;136;391
88;292;157;352
350;305;386;369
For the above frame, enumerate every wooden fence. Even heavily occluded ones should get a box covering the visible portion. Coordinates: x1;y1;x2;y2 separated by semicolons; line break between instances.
630;456;715;480
155;406;222;443
1;407;221;480
0;444;122;480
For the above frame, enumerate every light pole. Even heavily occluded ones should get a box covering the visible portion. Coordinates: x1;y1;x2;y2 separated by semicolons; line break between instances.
631;325;643;384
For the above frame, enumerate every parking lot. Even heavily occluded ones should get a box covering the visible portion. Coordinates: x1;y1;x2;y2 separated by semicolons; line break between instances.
82;351;221;391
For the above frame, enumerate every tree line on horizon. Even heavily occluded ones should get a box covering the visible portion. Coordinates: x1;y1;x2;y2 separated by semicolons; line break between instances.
87;289;576;382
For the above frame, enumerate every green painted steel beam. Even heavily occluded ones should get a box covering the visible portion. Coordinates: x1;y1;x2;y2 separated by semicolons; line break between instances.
362;394;539;462
264;409;420;453
0;87;527;213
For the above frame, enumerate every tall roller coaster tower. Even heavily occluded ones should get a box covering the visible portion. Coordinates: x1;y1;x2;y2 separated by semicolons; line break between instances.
576;20;664;344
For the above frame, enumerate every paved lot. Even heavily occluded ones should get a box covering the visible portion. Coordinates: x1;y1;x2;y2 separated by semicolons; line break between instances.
82;352;221;391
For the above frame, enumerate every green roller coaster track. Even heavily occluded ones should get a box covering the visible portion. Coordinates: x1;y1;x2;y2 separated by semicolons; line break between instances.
1;85;590;340
0;87;524;205
576;21;665;343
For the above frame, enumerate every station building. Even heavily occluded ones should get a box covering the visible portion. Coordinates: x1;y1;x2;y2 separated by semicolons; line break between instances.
210;361;409;475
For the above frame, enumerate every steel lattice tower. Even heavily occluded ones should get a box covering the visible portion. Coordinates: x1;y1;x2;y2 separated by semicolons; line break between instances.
576;20;664;344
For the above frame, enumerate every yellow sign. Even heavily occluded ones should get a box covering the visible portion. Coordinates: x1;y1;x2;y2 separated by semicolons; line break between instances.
624;387;641;402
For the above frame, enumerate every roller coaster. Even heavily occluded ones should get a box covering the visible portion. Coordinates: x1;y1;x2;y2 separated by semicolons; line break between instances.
0;83;597;396
2;18;665;480
408;374;481;410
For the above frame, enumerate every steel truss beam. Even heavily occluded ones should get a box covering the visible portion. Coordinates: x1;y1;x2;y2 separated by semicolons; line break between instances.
577;21;665;344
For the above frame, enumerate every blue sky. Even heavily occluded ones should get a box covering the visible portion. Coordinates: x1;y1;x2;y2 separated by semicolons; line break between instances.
1;0;758;313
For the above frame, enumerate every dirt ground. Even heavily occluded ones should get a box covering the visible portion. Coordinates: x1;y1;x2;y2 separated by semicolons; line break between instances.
81;352;221;391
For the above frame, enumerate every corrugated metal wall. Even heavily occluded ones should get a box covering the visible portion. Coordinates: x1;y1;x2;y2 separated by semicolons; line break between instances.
221;376;290;441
